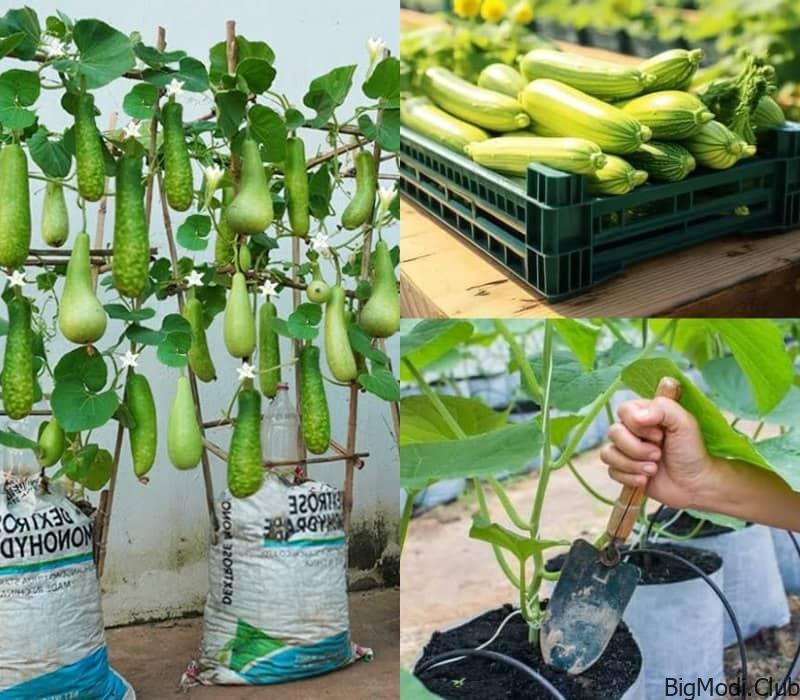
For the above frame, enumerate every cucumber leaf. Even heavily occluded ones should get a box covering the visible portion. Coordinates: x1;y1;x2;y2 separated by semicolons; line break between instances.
400;394;509;445
303;65;357;127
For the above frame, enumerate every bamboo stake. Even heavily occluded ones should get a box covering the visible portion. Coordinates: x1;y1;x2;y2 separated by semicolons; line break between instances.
91;112;117;287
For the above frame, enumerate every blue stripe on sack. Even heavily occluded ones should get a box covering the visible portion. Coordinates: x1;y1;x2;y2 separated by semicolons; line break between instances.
262;537;346;549
0;646;129;700
0;552;93;577
237;630;353;684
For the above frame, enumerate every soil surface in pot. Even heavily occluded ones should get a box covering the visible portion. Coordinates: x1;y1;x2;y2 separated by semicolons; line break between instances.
546;542;722;585
414;603;642;699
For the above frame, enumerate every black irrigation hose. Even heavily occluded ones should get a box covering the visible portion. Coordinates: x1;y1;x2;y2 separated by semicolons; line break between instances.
625;548;748;700
773;530;800;700
415;649;567;700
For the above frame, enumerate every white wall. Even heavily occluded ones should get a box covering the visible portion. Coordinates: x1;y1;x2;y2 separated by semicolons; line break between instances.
4;0;399;625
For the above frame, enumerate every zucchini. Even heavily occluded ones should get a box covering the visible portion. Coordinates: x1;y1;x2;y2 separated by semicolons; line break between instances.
753;95;785;131
685;120;756;170
519;79;651;155
639;49;704;93
519;49;655;100
477;63;527;98
401;96;489;154
421;67;530;132
628;141;696;182
465;136;607;176
585;155;648;196
617;91;714;140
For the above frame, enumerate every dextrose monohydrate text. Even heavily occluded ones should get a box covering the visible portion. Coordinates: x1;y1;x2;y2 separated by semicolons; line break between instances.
666;676;800;698
263;488;344;542
0;507;92;560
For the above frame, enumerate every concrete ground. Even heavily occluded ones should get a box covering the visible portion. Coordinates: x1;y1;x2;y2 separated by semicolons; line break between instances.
107;588;399;699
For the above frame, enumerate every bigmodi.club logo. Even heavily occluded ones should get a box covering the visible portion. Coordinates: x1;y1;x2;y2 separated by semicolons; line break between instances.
666;676;800;699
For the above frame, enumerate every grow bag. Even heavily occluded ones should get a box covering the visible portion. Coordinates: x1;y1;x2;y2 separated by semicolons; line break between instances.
655;516;790;645
770;528;800;595
414;604;645;699
190;476;371;686
0;475;134;699
623;545;725;700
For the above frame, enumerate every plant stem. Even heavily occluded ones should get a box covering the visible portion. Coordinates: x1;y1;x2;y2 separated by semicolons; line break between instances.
567;460;615;506
475;483;521;588
487;476;531;532
494;320;542;402
399;489;417;552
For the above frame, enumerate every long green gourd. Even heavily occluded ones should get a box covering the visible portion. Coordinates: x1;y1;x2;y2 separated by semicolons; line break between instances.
127;372;157;479
258;301;281;398
360;240;400;338
0;144;32;268
285;136;310;236
42;181;69;247
184;297;217;382
168;376;203;470
1;295;35;420
228;380;263;498
162;99;194;212
224;272;256;358
324;285;358;382
299;345;330;454
74;92;106;202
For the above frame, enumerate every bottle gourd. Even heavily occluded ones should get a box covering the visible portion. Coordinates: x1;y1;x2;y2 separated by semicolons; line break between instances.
168;376;203;470
0;144;32;268
214;186;237;267
112;140;150;298
58;232;108;344
42;181;69;247
341;151;377;230
1;295;35;420
299;345;330;454
225;139;273;235
162;99;194;212
127;372;157;479
360;240;400;338
184;297;217;382
74;92;106;202
258;301;281;398
38;418;66;467
324;285;358;382
224;272;256;359
228;381;263;498
285;136;310;236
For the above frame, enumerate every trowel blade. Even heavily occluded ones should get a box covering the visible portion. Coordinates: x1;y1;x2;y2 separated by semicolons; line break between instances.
541;539;641;675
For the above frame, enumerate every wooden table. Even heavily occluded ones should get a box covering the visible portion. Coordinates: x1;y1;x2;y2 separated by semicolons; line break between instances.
400;10;800;318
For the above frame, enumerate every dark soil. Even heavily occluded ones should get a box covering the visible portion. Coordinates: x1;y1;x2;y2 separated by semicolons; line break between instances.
414;604;642;700
545;543;722;585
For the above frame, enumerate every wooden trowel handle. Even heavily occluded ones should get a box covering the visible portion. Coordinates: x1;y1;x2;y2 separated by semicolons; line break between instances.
605;376;682;545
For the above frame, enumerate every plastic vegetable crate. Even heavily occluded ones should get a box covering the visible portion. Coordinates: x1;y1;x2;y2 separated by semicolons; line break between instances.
400;123;800;300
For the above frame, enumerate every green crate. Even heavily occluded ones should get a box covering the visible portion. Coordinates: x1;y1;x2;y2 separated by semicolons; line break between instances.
400;124;800;300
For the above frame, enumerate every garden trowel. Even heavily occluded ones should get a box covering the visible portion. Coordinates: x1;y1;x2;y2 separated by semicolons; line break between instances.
540;376;682;675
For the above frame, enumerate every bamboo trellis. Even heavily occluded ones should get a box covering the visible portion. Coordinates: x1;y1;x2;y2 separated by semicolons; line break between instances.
1;21;398;577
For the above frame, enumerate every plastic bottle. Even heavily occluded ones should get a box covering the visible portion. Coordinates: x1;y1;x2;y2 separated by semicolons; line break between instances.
262;384;301;477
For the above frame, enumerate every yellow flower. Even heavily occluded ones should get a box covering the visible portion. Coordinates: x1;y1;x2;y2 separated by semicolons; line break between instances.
509;0;534;24
453;0;482;18
481;0;508;23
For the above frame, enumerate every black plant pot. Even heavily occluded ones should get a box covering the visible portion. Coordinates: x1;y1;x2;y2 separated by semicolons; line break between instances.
414;604;645;699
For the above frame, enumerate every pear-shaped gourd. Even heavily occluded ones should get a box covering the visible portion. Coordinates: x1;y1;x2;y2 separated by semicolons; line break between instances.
224;272;256;358
38;418;66;467
41;181;69;247
58;232;107;344
168;376;203;470
360;240;400;338
225;138;273;235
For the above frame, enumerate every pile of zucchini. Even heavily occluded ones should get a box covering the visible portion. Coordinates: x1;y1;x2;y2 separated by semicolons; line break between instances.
401;48;786;196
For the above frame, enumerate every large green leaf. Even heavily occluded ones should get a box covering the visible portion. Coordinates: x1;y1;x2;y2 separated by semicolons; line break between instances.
400;394;509;445
358;109;399;152
249;105;286;162
62;19;136;89
142;57;209;93
215;90;248;139
27;127;71;178
754;431;800;491
400;319;473;380
363;57;400;101
0;8;40;60
552;319;599;371
400;420;542;489
0;69;40;129
701;355;759;420
470;515;565;561
621;357;770;469
705;319;793;415
51;379;120;432
236;57;275;94
303;65;357;127
531;351;617;412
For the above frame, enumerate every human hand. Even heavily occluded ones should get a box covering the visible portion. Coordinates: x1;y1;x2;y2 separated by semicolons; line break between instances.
600;396;719;509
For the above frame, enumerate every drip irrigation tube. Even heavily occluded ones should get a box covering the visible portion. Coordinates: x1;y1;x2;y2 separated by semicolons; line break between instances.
625;548;747;700
773;531;800;700
416;648;567;700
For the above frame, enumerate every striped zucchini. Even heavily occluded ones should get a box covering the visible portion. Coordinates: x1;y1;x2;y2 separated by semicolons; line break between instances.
477;63;527;99
685;120;756;170
638;49;704;93
421;67;530;132
465;136;607;177
753;95;785;131
586;156;648;196
519;49;655;100
401;96;489;153
617;91;714;140
628;141;696;182
519;80;652;155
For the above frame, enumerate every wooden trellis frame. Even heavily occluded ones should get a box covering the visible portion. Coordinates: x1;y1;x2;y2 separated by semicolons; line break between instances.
1;22;398;577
